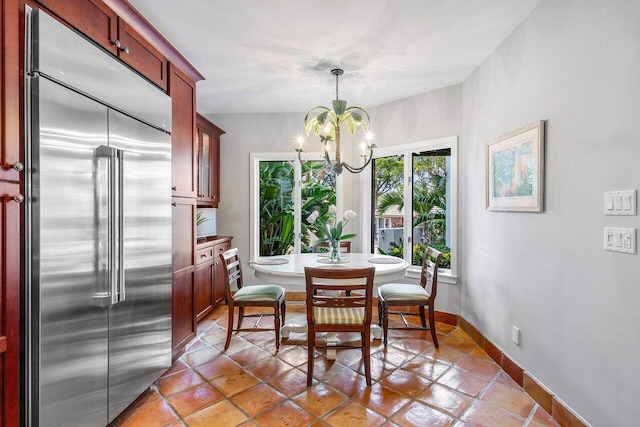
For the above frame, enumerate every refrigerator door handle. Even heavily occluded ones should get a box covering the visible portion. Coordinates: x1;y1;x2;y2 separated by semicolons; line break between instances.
116;149;125;303
95;144;119;307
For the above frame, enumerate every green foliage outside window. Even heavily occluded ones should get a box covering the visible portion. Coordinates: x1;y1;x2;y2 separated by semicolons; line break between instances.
259;160;336;256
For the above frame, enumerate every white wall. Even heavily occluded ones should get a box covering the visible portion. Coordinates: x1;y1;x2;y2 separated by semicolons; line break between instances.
460;1;640;425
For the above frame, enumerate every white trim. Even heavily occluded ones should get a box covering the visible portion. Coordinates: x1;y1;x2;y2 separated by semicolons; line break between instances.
250;151;342;259
365;135;459;281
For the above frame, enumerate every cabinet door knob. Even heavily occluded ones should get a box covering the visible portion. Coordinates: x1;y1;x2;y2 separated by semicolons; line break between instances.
11;193;24;203
111;40;129;54
172;186;177;191
11;161;24;172
171;202;177;207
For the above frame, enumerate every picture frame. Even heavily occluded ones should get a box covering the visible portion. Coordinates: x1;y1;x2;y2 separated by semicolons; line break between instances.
486;120;545;212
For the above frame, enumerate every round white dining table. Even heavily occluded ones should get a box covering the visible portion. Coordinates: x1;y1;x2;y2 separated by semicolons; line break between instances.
250;253;409;286
249;253;410;359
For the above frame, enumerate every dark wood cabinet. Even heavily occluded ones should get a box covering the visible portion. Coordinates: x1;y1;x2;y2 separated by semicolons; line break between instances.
196;114;224;206
170;66;197;199
194;237;232;323
171;271;195;359
0;182;22;427
194;246;214;322
172;197;195;272
116;18;167;90
37;0;119;54
37;0;168;90
171;197;196;358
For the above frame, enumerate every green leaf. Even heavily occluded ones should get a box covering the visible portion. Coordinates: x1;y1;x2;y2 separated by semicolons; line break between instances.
332;100;347;115
317;111;328;125
339;233;357;240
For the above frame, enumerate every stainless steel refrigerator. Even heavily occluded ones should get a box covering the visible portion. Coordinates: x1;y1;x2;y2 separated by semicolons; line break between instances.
25;8;173;426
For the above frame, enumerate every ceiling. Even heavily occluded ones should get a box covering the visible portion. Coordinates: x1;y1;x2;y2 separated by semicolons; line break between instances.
128;0;542;114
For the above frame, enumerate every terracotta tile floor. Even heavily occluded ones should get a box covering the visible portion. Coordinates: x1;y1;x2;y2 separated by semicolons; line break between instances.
110;304;559;427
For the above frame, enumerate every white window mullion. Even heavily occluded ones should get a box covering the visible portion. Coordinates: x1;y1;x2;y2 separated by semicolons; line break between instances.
293;158;302;254
403;150;413;262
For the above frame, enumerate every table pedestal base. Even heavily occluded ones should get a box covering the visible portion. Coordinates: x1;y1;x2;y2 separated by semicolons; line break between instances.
281;323;382;360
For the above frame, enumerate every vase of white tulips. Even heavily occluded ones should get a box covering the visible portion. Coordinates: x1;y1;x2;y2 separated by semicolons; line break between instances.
307;205;357;262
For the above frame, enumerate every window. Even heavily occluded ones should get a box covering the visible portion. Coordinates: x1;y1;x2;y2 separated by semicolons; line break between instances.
369;136;457;279
250;153;339;258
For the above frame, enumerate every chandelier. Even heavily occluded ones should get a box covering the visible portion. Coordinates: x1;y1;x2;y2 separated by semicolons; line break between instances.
296;68;375;175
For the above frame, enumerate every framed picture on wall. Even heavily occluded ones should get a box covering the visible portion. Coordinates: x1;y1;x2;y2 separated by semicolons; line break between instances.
486;120;545;212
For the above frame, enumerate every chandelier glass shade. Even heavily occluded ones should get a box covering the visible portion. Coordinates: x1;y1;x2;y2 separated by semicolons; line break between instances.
297;68;375;175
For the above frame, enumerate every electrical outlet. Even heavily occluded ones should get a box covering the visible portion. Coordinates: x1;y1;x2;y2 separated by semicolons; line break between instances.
512;326;520;345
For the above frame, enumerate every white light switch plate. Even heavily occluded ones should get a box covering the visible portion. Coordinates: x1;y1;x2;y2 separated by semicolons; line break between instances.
604;227;636;254
604;190;636;215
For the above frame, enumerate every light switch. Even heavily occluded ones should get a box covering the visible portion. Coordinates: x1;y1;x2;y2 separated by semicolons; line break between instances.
604;227;636;254
604;190;637;216
614;195;622;210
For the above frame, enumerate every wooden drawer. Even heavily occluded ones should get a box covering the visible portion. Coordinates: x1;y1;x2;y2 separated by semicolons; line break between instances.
213;241;231;258
196;247;214;265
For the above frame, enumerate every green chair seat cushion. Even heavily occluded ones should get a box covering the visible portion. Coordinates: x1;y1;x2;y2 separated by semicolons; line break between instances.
234;284;285;302
313;307;364;325
378;284;430;301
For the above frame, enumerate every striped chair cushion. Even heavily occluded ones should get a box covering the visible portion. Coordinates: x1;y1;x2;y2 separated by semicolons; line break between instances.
313;307;364;325
234;285;285;302
378;284;430;301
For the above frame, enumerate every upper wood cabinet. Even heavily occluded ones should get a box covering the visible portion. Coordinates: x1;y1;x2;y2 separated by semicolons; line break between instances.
170;66;197;198
116;19;167;90
196;114;225;206
37;0;168;90
37;0;119;54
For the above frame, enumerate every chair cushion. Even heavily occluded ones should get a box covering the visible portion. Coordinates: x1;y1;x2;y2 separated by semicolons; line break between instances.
378;284;430;301
313;307;364;325
234;285;285;302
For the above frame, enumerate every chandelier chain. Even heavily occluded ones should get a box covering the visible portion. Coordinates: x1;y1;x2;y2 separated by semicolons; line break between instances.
335;72;339;101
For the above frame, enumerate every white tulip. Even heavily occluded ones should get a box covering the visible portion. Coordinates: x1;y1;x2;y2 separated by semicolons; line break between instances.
327;217;336;227
306;211;319;223
328;205;337;214
343;210;356;221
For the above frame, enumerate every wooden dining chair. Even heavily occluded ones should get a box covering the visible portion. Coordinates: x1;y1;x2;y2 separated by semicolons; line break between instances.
305;266;375;386
312;240;351;254
377;247;442;348
220;248;286;351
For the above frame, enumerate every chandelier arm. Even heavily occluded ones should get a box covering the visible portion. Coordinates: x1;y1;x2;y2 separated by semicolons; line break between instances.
296;147;305;167
341;145;375;174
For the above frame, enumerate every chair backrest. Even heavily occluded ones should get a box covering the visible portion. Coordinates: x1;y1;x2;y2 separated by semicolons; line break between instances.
420;247;442;299
312;240;352;254
220;248;244;301
304;267;375;324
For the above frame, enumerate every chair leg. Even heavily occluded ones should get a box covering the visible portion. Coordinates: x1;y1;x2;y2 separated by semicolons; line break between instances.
307;325;315;386
281;300;286;326
274;304;281;350
237;306;245;330
419;306;427;328
382;301;389;347
363;324;371;386
224;301;234;351
428;304;438;348
377;299;383;327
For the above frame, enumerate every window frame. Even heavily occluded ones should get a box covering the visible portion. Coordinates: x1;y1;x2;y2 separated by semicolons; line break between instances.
362;136;458;284
250;152;344;260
